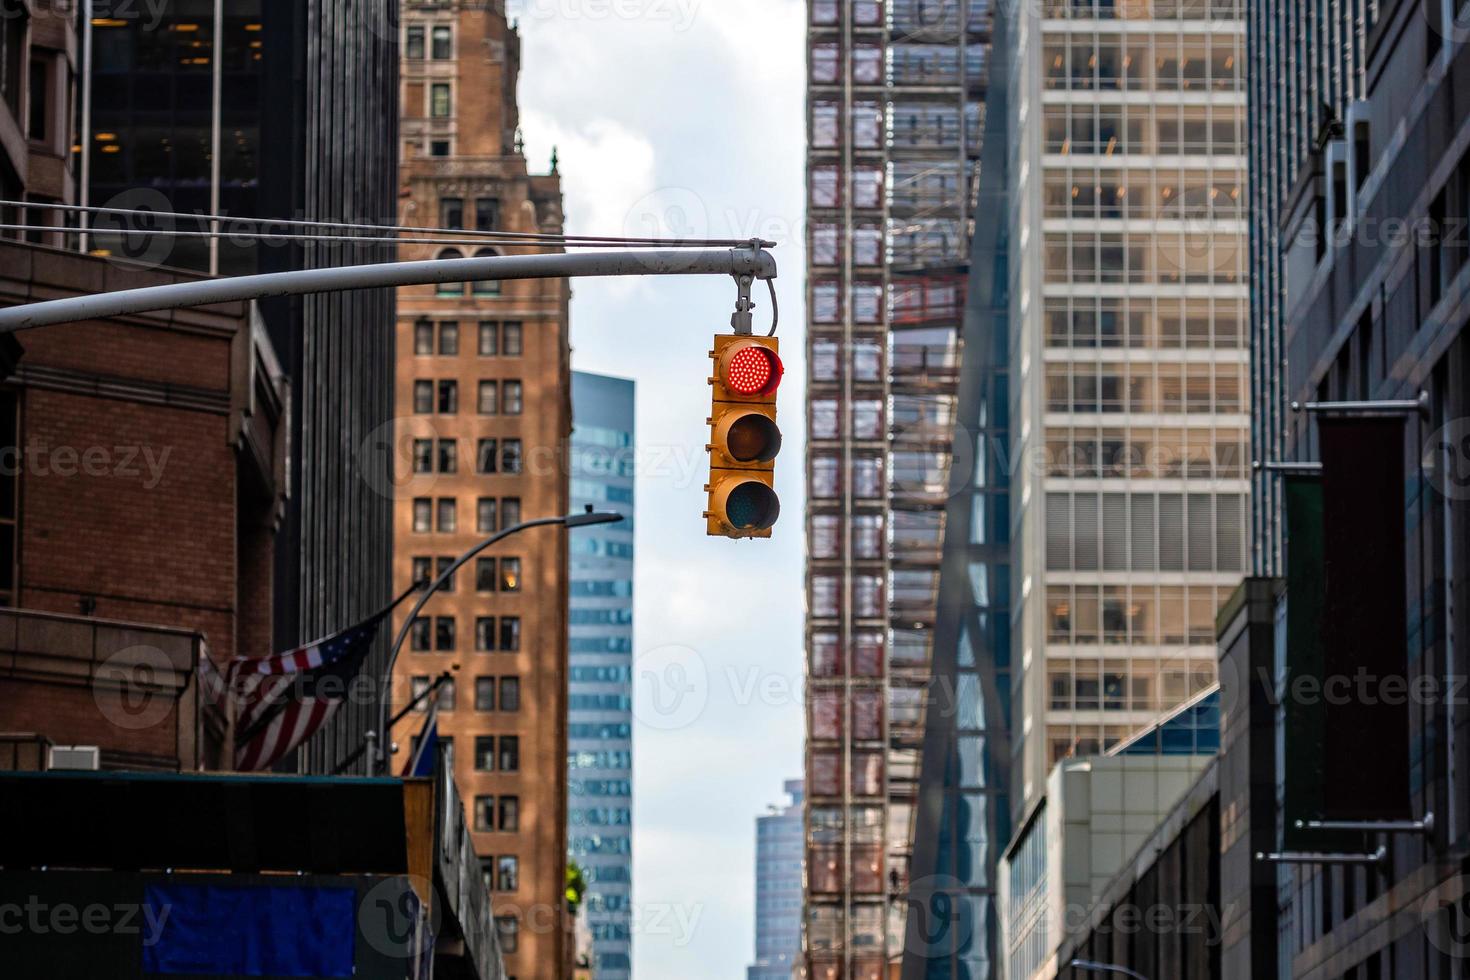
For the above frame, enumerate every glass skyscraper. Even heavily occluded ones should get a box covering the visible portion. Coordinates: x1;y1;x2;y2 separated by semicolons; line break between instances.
749;780;805;980
568;370;636;978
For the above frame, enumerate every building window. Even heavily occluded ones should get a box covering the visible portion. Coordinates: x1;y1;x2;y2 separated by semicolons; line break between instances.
436;498;456;533
502;322;522;356
499;677;521;712
477;438;498;474
498;736;520;772
437;439;457;473
437;380;458;413
476;557;496;592
501;439;522;473
474;795;494;831
411;556;432;587
412;498;432;533
495;916;518;954
477;497;497;533
430;83;451;118
410;618;431;652
414;319;433;355
474;736;494;771
436;678;456;712
434;556;456;592
475;197;499;230
478;380;498;414
405;25;425;59
475;617;495;651
502;381;522;415
410;674;430;708
475;677;496;711
436;248;465;295
500;498;521;529
496;856;518;891
499;796;519;831
431;25;452;59
499;557;521;592
412;439;432;474
440;197;464;230
438;321;459;355
413;380;433;413
478;321;499;355
472;247;500;295
435;617;456;651
499;617;520;651
430;140;449;157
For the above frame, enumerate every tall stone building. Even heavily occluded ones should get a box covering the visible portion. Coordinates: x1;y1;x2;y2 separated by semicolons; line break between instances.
1005;0;1247;822
392;2;572;976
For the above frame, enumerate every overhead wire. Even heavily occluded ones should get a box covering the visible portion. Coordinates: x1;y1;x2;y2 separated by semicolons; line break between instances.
0;199;777;249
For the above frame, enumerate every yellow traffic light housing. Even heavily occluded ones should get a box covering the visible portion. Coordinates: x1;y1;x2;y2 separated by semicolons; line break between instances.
705;335;783;538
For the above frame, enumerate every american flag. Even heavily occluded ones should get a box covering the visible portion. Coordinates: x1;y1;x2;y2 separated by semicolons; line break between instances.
227;615;388;772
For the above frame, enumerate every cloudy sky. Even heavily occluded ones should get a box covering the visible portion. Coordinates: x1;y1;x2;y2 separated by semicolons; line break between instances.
511;1;808;975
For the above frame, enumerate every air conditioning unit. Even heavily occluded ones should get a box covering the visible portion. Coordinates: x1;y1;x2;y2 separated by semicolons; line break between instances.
49;745;101;771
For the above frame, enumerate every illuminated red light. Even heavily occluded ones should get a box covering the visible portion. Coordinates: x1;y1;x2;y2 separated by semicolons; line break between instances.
724;345;782;395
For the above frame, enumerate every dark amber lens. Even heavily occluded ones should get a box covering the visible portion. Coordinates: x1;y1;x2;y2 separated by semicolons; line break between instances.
726;414;782;462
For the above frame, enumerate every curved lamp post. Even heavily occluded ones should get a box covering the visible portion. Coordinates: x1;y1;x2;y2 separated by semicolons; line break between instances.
367;506;624;776
1070;959;1149;980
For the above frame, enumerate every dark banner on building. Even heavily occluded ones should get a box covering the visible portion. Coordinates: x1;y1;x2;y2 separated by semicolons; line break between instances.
1319;416;1410;819
1283;419;1411;846
1282;475;1331;848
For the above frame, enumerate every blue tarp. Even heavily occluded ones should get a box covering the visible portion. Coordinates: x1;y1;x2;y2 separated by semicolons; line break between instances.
142;883;356;977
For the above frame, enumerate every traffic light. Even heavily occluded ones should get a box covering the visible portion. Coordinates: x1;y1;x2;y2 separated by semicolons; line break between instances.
705;334;783;538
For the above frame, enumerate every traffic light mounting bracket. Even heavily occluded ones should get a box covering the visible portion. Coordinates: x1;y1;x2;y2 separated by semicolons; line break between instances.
729;239;779;337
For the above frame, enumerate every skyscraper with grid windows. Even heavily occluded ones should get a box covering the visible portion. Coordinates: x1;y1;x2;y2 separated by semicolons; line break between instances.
1006;0;1248;822
803;0;993;975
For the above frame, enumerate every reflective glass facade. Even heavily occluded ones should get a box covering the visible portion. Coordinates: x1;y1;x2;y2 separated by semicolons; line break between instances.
569;371;635;979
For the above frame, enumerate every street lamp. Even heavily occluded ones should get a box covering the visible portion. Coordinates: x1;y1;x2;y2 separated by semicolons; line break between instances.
1070;959;1149;980
367;505;624;775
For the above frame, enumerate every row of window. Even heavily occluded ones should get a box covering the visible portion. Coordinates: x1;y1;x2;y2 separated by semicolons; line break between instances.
1046;583;1234;645
413;378;523;415
410;555;521;592
1042;231;1245;284
813;42;988;88
1044;104;1242;157
810;101;984;154
413;319;522;356
1044;297;1245;350
411;436;525;477
478;854;519;892
569;750;633;769
810;455;885;500
1044;361;1244;414
810;165;884;210
404;24;453;61
1044;490;1247;572
1044;426;1248;478
1041;32;1242;92
406;674;520;712
411;496;521;534
1048;661;1215;717
410;615;522;653
1042;169;1244;220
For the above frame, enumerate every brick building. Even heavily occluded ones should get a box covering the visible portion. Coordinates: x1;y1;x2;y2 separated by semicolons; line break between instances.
391;2;573;975
0;240;288;770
